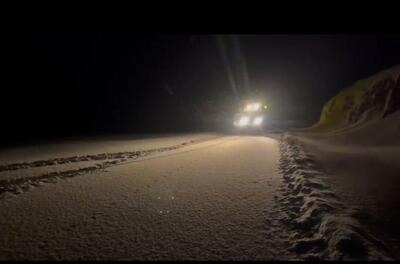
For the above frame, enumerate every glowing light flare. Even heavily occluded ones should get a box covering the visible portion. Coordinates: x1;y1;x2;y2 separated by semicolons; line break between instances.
244;103;261;112
238;116;250;126
253;116;263;126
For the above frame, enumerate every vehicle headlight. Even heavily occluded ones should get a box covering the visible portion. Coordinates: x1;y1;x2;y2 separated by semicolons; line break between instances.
238;116;250;126
253;116;263;126
244;103;261;112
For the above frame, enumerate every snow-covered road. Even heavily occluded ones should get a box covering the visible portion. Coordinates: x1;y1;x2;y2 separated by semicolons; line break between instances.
0;135;285;260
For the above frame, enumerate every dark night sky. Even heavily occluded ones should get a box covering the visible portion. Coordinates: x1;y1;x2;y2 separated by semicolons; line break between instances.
2;33;400;142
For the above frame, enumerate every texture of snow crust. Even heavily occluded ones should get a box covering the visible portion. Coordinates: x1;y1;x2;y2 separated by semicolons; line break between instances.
0;132;395;260
0;136;283;260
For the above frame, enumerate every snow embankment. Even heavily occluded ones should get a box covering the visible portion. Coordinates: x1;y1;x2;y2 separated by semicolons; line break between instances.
277;134;394;260
0;133;221;197
308;65;399;134
289;65;400;258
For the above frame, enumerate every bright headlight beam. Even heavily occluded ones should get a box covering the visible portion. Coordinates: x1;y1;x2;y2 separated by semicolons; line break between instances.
244;103;261;112
253;116;263;126
238;116;250;126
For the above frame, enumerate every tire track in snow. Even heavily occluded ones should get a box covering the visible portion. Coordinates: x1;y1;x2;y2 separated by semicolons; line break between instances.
0;137;222;199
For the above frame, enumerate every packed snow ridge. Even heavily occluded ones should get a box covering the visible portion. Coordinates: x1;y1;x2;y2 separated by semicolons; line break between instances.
277;133;394;260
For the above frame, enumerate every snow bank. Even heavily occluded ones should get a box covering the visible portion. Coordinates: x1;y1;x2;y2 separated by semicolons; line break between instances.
309;65;400;132
289;66;400;258
277;134;393;260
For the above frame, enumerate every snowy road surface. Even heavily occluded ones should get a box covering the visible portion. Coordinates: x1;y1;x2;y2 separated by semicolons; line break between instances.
0;135;285;260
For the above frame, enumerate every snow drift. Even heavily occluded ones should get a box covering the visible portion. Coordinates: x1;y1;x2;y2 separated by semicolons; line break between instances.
303;65;400;145
311;65;400;131
284;65;400;259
